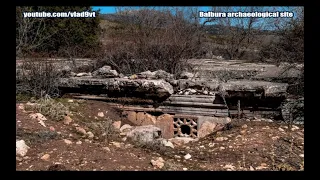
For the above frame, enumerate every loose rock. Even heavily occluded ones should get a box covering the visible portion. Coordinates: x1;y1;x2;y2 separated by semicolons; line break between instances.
41;154;50;161
151;157;165;169
63;116;73;125
112;121;121;130
76;127;87;135
87;131;94;139
97;112;104;117
16;140;30;157
184;153;191;160
120;124;133;133
63;139;73;145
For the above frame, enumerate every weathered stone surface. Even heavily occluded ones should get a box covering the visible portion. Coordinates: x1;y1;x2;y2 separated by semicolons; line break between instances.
197;116;231;125
58;77;174;99
155;114;174;139
180;71;196;79
136;112;156;126
220;80;288;97
112;121;122;130
92;66;119;78
198;121;217;138
177;79;220;91
123;111;137;125
169;137;197;146
76;72;91;77
126;125;161;144
120;124;132;133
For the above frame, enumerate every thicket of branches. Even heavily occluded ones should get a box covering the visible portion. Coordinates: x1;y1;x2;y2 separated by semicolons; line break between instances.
98;7;206;76
16;6;102;58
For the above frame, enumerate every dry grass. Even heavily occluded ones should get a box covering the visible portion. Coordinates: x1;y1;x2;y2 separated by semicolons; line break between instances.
25;95;69;121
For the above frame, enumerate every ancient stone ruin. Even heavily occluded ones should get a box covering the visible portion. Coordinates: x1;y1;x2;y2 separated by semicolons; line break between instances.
16;58;304;139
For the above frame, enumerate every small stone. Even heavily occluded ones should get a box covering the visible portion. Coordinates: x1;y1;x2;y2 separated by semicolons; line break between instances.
49;126;55;131
120;124;132;132
68;99;74;103
272;136;279;141
174;155;181;159
122;137;127;142
111;142;121;148
278;127;285;132
184;153;191;160
183;168;188;171
215;137;228;141
299;154;304;158
112;121;122;130
29;113;47;121
208;143;215;147
97;112;104;117
219;147;225;150
63;116;73;125
41;154;50;161
87;131;94;139
63;139;73;145
240;130;246;135
250;166;255;171
76;141;82;145
291;125;300;131
103;147;110;152
242;124;248;129
16;140;30;157
76;127;87;135
151;159;164;169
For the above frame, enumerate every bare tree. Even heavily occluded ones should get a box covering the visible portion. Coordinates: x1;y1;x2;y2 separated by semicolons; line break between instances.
100;7;206;76
206;6;279;60
16;7;57;57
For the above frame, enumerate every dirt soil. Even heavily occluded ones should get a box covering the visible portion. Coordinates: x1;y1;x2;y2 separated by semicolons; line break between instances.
16;99;304;171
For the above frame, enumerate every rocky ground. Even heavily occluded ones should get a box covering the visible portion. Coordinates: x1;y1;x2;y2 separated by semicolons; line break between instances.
16;99;304;171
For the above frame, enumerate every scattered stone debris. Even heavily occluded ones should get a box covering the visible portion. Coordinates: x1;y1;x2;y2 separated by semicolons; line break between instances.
169;137;197;146
223;164;236;171
29;113;47;121
215;137;228;142
151;157;165;169
291;125;299;131
256;163;268;170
